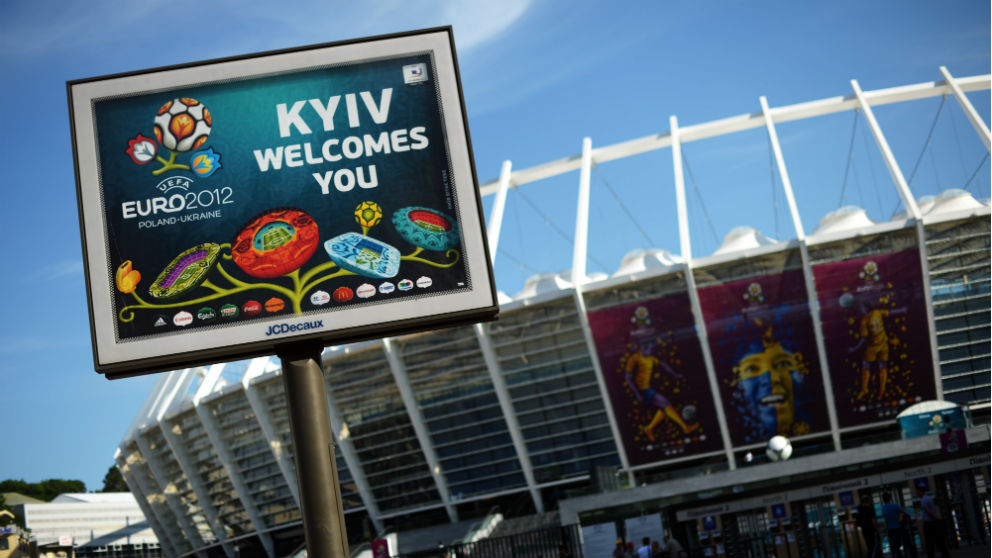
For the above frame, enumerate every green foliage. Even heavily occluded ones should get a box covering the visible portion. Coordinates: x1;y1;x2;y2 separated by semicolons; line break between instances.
0;480;29;495
0;492;26;529
101;466;129;493
0;478;87;502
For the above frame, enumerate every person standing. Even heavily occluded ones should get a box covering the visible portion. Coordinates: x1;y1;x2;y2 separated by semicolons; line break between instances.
881;492;916;558
613;539;626;558
855;497;880;558
637;537;653;558
663;535;686;558
916;485;951;558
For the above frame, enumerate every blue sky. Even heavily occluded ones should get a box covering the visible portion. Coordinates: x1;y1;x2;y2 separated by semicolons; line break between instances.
0;1;988;491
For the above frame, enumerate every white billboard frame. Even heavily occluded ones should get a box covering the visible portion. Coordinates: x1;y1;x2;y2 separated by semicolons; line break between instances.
68;27;497;378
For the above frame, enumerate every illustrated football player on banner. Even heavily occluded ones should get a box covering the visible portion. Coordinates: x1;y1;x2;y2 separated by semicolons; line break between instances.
849;298;908;401
815;252;936;426
623;338;700;442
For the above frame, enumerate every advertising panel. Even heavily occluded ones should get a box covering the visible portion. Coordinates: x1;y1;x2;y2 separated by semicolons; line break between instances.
624;514;663;548
813;249;936;427
587;293;723;466
68;28;497;376
899;405;967;438
698;269;830;446
579;522;618;558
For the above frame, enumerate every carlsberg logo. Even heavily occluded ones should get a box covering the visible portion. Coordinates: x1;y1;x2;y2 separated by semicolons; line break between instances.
265;320;324;336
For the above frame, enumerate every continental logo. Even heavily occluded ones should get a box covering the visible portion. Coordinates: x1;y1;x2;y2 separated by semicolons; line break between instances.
265;320;324;337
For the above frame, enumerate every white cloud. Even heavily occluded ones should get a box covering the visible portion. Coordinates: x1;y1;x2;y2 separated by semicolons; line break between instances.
0;0;531;62
0;336;81;355
22;258;84;283
0;0;163;60
439;0;531;50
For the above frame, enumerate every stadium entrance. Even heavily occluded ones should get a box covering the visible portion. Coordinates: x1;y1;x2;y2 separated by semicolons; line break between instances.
562;427;989;558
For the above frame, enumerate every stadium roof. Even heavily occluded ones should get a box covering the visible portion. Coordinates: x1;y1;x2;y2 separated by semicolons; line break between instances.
49;493;138;504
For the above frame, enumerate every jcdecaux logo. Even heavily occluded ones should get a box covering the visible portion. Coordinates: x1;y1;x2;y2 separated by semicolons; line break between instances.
265;320;324;337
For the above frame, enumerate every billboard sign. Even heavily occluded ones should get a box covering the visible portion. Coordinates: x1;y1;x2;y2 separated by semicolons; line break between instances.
587;293;724;466
698;269;831;446
68;28;497;377
812;249;936;427
898;405;967;438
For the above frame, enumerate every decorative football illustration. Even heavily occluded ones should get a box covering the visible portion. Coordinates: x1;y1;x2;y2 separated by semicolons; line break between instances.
148;243;221;299
232;208;320;278
392;207;460;251
354;201;383;229
153;98;212;152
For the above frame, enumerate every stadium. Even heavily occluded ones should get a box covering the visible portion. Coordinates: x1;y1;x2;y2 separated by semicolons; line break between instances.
116;68;990;557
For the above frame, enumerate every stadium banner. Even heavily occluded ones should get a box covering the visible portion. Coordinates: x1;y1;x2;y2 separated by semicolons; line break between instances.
587;293;724;466
812;249;936;427
68;28;497;377
697;269;830;446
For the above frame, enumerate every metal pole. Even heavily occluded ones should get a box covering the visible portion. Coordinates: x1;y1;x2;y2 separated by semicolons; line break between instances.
851;80;944;399
759;96;842;451
671;115;737;470
572;137;593;286
486;160;513;264
939;66;992;150
279;343;349;558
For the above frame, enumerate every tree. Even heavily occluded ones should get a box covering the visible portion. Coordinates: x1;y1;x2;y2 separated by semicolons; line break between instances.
101;466;129;493
37;479;86;501
0;478;86;502
0;491;29;528
0;480;29;495
0;493;9;524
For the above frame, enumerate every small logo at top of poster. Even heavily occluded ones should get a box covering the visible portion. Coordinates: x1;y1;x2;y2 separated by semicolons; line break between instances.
125;97;222;178
742;282;765;304
403;63;429;85
859;260;881;282
630;306;652;326
628;306;656;338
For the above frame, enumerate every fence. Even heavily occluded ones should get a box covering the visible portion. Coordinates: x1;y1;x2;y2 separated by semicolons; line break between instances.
396;524;582;558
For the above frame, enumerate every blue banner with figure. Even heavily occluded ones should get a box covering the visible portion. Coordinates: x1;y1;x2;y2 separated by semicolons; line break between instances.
697;269;831;446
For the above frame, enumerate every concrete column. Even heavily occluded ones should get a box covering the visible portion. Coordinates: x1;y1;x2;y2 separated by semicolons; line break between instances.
382;338;458;522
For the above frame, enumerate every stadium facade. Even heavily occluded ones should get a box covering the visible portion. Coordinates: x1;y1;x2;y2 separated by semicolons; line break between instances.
116;69;991;557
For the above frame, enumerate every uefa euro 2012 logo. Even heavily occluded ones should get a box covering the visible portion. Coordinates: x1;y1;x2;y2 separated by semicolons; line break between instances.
125;97;222;178
858;260;880;282
742;282;765;304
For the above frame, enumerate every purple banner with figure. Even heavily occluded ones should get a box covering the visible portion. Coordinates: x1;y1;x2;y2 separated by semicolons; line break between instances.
813;249;936;428
698;269;830;446
587;293;723;466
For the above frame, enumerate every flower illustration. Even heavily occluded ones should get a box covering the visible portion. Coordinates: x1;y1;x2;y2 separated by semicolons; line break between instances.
115;260;142;294
190;148;222;177
125;134;158;164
